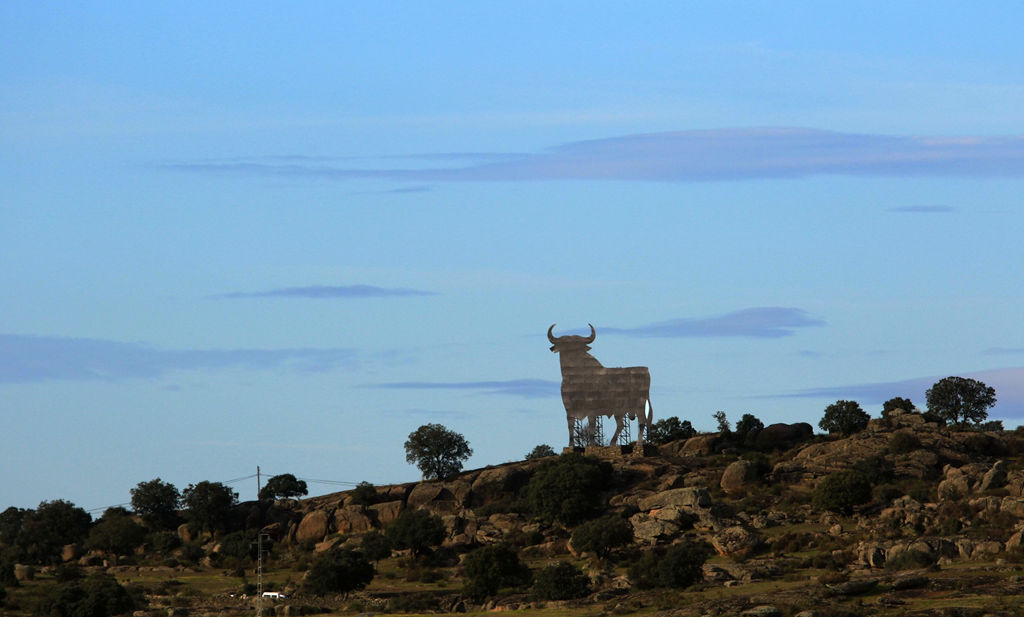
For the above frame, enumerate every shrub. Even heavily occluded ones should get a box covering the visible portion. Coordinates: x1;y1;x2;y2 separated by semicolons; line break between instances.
851;455;894;485
348;481;378;507
531;561;591;600
570;516;633;559
303;549;374;596
819;400;870;435
461;544;531;601
525;453;612;525
525;444;556;460
888;431;921;454
360;530;392;564
39;573;140;617
385;509;446;558
882;397;916;417
627;542;709;589
646;417;697;445
812;470;872;513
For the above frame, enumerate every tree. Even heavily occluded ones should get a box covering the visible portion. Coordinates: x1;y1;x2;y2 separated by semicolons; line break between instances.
734;413;764;442
525;453;612;525
360;530;392;565
181;481;238;533
461;544;532;601
385;509;445;558
130;478;181;529
882;397;916;417
303;548;374;596
646;417;696;445
85;507;146;555
812;470;872;513
404;423;473;480
525;444;556;460
818;400;870;435
570;515;633;559
628;541;709;589
926;376;997;426
713;410;731;433
18;500;92;564
531;561;591;600
258;473;308;501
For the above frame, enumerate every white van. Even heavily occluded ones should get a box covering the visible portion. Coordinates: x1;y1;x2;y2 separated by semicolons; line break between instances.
262;591;287;600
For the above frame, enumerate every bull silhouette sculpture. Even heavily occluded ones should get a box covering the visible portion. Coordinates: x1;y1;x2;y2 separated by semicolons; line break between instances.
548;324;653;448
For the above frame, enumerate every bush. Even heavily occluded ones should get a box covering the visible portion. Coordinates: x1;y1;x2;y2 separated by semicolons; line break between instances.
385;509;445;558
851;455;894;486
812;470;872;513
882;397;916;417
646;417;697;445
819;400;870;435
461;544;531;601
888;431;921;454
85;508;146;556
525;444;557;460
348;481;378;507
735;413;764;443
531;561;591;600
360;530;392;564
525;454;612;525
303;548;374;596
627;541;709;589
570;516;633;559
39;573;140;617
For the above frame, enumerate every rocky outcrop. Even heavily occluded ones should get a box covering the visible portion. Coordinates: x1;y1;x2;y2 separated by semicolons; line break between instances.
711;526;762;559
638;487;711;510
334;506;374;534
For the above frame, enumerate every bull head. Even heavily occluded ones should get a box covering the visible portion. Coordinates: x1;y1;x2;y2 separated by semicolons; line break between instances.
548;323;596;352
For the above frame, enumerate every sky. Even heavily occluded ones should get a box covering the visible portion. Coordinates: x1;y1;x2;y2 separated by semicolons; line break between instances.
4;1;1024;513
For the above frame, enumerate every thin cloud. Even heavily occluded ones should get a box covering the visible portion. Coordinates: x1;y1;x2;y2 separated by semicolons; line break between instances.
603;307;825;339
214;284;436;300
887;205;956;213
0;334;358;383
368;379;559;399
984;347;1024;355
162;128;1024;183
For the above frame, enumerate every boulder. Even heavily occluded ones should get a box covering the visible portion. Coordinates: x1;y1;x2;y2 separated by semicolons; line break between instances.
334;506;374;534
368;500;404;525
753;422;813;451
742;606;782;617
61;543;82;563
711;526;762;559
679;435;719;456
979;460;1008;492
629;512;681;544
937;466;971;500
720;460;759;495
177;523;195;544
407;480;471;514
295;509;331;544
638;487;711;511
14;564;34;581
470;466;530;506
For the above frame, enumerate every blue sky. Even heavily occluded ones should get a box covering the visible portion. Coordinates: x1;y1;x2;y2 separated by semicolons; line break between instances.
4;1;1024;511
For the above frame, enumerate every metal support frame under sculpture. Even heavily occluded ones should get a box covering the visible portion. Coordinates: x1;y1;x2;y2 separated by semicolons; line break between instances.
548;324;653;449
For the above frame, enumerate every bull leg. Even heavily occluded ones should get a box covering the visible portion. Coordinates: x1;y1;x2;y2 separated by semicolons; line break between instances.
567;415;575;448
609;414;624;444
586;415;598;446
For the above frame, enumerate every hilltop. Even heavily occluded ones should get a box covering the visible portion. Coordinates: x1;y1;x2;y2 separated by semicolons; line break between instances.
5;410;1024;617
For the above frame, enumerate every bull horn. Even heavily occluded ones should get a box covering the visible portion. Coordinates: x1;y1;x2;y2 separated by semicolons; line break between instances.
584;323;596;343
547;324;558;343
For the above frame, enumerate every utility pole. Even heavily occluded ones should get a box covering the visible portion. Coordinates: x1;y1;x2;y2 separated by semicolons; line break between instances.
256;466;263;617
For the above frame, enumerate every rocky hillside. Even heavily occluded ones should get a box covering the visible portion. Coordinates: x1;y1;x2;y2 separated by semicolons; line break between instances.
9;411;1024;617
251;410;1024;616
